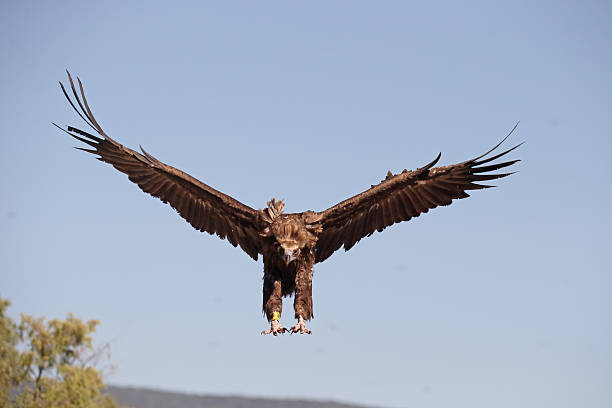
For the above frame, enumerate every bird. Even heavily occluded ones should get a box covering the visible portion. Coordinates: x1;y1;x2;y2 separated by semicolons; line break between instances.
55;71;521;336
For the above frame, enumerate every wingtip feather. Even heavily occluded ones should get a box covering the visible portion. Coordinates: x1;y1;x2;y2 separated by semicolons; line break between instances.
74;147;98;154
473;122;520;161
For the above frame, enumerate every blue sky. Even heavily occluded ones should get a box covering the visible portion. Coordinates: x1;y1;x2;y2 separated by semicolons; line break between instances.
1;1;610;407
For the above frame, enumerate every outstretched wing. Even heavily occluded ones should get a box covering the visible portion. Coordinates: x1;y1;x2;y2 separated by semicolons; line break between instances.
314;126;522;262
55;71;263;260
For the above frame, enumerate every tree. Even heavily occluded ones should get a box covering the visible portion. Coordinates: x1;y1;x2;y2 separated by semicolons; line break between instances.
0;296;120;408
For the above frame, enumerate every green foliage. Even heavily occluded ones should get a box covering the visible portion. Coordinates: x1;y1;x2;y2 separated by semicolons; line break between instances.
0;297;120;408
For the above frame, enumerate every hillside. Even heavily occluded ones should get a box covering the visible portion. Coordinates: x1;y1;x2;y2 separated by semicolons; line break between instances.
107;386;382;408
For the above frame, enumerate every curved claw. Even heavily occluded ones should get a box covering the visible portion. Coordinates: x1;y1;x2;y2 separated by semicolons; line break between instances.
290;326;312;334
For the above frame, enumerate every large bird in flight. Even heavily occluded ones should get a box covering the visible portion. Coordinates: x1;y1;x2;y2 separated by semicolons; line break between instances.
55;71;521;336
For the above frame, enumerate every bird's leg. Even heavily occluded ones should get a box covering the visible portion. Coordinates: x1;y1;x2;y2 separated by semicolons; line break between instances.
291;262;313;334
291;315;311;335
262;274;287;336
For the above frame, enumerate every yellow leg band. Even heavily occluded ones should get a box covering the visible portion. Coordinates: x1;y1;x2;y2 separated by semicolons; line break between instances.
272;311;280;321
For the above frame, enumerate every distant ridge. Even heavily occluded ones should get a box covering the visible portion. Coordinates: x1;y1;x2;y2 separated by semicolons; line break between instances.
107;385;383;408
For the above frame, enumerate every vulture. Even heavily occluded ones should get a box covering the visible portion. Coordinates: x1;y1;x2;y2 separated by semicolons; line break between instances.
55;71;521;336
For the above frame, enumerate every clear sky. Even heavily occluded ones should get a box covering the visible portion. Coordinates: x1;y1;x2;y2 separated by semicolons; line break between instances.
1;1;610;407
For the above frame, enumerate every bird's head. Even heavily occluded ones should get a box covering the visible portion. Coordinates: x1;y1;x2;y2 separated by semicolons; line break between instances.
278;239;301;265
268;219;307;265
259;199;320;265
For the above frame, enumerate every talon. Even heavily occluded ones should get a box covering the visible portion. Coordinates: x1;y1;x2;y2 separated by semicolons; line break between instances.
290;316;311;335
262;318;287;336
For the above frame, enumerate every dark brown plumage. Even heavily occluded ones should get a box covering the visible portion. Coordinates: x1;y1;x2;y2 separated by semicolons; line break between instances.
55;71;521;335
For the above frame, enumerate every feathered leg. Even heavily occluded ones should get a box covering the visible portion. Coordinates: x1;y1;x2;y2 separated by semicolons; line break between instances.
262;265;287;336
291;255;314;334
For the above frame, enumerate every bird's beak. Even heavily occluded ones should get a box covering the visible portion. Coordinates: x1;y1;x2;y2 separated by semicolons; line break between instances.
284;249;297;265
